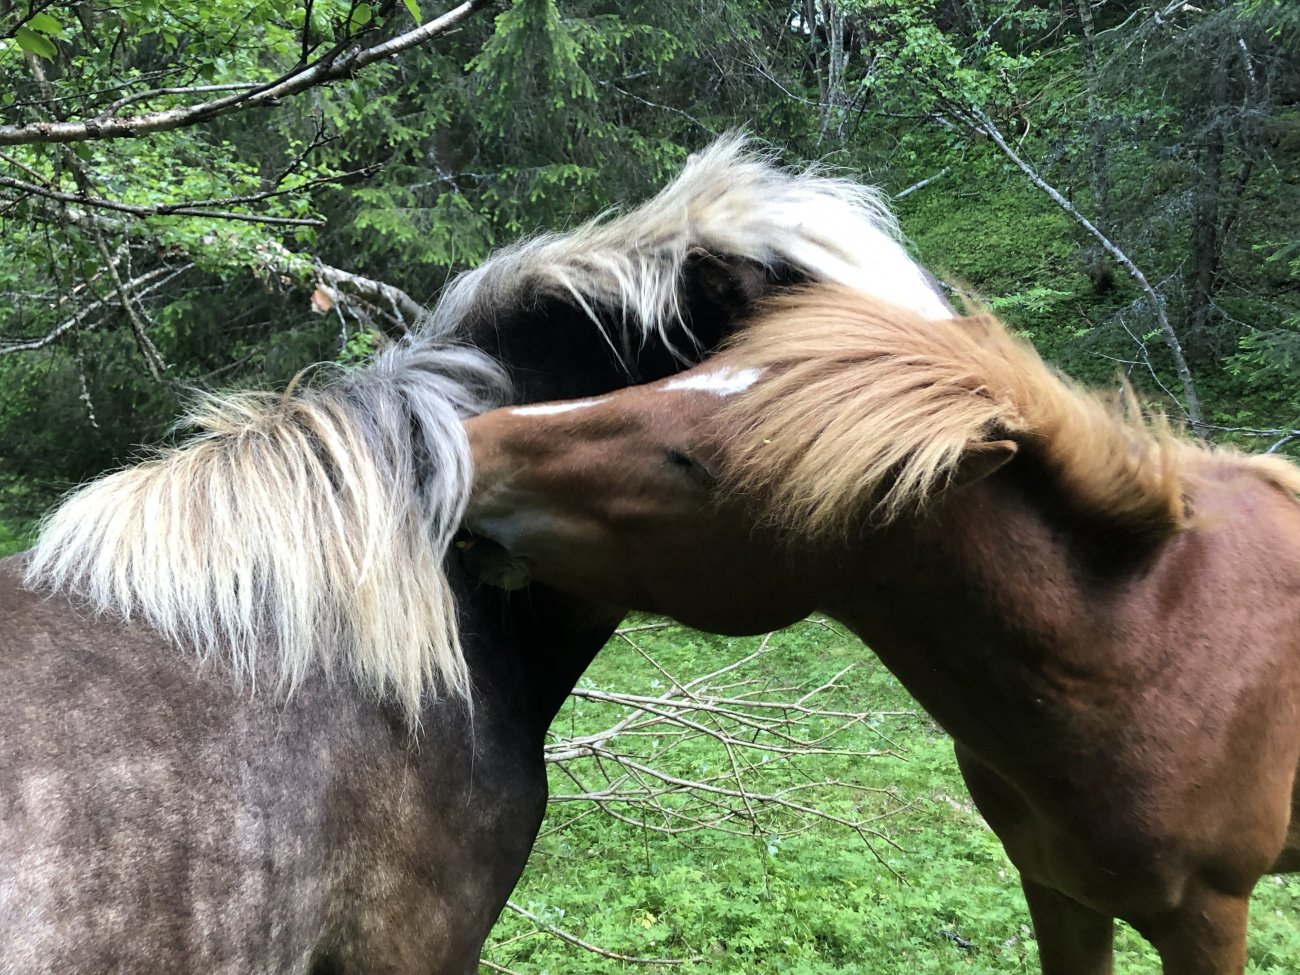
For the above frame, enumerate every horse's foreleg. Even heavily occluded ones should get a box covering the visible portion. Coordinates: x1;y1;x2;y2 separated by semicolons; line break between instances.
1022;879;1114;975
1137;883;1249;975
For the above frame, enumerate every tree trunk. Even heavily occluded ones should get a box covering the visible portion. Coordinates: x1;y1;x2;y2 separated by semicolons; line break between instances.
816;2;849;146
1185;41;1229;365
1074;0;1113;294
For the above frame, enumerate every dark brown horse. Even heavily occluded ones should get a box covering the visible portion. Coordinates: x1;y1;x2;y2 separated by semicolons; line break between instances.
3;138;950;972
462;285;1300;975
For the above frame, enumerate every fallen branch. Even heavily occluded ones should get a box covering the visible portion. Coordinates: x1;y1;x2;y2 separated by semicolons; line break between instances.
895;168;949;200
486;620;922;971
503;901;704;966
542;620;911;861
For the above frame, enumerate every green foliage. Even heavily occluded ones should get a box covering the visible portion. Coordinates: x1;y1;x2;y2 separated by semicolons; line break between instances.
1;0;1296;517
0;5;1297;967
337;327;382;365
0;469;43;556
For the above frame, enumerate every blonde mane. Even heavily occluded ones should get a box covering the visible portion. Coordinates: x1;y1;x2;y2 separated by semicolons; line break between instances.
24;134;950;715
719;285;1300;537
424;132;952;362
25;341;504;720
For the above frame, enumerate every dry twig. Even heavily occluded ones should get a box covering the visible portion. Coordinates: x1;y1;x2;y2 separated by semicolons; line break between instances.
485;619;915;970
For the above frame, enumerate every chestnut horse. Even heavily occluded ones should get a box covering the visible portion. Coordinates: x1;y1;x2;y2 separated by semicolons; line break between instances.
462;284;1300;975
2;138;951;972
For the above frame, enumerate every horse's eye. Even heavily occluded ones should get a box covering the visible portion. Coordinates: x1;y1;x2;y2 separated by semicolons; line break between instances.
664;449;716;488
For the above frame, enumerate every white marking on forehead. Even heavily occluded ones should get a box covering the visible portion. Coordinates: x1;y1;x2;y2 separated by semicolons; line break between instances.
510;397;613;417
663;366;764;397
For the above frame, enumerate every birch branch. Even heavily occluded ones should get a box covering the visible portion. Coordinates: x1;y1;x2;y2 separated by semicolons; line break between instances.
0;0;493;146
895;168;949;200
0;264;189;355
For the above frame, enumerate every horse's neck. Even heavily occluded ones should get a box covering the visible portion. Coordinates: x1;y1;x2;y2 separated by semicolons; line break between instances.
460;321;683;730
816;469;1139;757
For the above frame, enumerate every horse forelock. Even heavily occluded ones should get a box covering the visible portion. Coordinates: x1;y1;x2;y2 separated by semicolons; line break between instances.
24;338;507;722
717;285;1201;539
422;132;949;373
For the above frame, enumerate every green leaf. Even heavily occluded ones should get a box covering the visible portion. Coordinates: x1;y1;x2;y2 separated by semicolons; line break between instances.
15;27;56;59
347;3;373;32
28;12;63;35
402;0;421;21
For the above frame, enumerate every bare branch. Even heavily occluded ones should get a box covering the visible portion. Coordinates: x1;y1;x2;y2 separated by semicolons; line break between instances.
250;239;428;333
894;168;949;200
0;264;189;355
502;901;704;966
0;175;326;227
538;620;910;889
17;197;424;337
87;226;167;380
0;1;494;146
99;83;263;118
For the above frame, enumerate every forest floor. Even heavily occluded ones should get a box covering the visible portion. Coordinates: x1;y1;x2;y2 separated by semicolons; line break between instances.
489;619;1300;974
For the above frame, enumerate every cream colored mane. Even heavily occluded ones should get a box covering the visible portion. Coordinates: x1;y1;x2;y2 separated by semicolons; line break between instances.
720;285;1300;537
425;132;953;360
25;342;503;721
24;135;951;716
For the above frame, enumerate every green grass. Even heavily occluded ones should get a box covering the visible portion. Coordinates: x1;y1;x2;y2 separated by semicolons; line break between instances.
0;472;42;557
485;621;1300;974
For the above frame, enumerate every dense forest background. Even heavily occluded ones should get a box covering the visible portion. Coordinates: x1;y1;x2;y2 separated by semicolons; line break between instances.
0;0;1297;538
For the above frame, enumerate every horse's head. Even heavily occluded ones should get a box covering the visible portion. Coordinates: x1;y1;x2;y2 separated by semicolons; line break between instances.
461;286;1038;636
461;356;823;635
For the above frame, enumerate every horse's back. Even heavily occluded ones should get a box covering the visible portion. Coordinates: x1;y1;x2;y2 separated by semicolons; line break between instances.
0;555;542;974
2;557;321;970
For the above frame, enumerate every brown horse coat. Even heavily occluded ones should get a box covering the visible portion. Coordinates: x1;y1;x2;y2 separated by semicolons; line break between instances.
2;552;621;973
463;286;1300;974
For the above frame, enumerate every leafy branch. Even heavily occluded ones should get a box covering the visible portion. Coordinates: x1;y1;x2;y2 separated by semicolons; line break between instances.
0;174;326;226
0;0;494;146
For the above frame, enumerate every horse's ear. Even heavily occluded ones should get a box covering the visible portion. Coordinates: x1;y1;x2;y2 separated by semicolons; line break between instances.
953;439;1018;487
